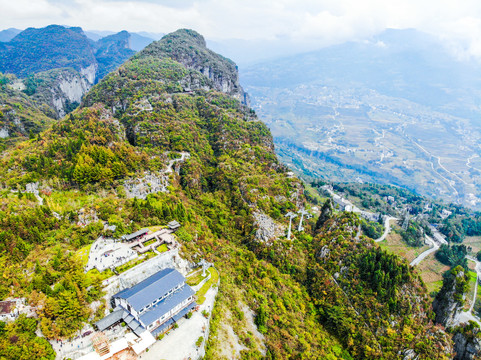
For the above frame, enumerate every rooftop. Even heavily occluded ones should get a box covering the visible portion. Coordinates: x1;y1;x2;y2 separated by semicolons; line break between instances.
168;220;181;229
121;228;149;241
139;285;195;327
113;268;185;312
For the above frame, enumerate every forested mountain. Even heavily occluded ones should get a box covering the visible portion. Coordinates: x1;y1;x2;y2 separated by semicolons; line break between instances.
0;25;152;146
92;30;136;80
0;72;55;151
0;28;458;359
0;25;97;81
0;25;142;84
0;28;21;43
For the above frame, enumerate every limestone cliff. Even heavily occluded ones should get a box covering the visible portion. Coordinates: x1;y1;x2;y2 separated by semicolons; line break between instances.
137;29;250;105
452;322;481;360
22;68;93;118
433;266;469;328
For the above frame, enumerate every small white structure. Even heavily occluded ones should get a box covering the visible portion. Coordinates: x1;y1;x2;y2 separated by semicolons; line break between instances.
285;212;297;240
297;209;309;231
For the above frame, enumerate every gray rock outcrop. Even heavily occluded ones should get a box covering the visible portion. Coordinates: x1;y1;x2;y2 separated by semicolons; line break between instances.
433;266;469;328
138;29;250;105
253;211;284;243
453;329;481;360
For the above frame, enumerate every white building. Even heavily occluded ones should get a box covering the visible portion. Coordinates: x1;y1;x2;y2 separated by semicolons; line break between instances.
96;268;195;337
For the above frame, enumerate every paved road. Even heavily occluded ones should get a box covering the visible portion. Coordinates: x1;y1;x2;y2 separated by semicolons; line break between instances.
374;216;398;242
410;227;449;266
410;236;439;266
428;225;448;245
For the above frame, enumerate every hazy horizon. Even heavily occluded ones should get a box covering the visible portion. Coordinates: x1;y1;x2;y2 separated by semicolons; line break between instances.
3;0;481;65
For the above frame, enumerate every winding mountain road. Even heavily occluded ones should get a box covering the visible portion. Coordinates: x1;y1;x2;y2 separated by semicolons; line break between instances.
410;236;439;266
410;227;448;266
165;152;190;173
374;216;398;242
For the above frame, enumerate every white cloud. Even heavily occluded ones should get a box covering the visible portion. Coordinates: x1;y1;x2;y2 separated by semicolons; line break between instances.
3;0;481;60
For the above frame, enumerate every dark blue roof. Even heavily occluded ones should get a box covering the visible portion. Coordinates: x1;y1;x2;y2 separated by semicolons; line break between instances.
172;303;196;322
113;268;185;312
122;228;149;241
95;308;124;331
139;285;194;327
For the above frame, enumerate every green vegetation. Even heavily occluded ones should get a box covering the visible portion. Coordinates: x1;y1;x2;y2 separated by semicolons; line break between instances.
186;270;208;286
435;244;468;270
399;222;425;247
196;267;218;305
0;29;456;359
115;252;156;273
0;315;55;359
0;72;55;151
435;266;469;308
156;243;168;253
360;218;384;239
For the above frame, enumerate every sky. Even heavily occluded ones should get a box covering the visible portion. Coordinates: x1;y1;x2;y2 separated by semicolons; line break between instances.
3;0;481;63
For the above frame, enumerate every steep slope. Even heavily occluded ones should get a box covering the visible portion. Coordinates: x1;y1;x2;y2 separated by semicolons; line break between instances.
138;29;249;104
93;30;136;80
0;25;97;81
0;29;453;359
0;25;145;119
0;73;55;151
21;68;92;118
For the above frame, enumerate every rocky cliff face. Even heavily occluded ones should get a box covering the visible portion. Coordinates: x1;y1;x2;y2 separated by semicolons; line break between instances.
0;73;54;145
52;71;92;117
453;328;481;360
80;64;97;85
433;266;469;328
137;29;250;105
22;68;93;118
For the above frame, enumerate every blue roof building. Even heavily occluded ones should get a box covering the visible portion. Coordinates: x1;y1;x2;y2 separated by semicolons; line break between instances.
96;268;196;335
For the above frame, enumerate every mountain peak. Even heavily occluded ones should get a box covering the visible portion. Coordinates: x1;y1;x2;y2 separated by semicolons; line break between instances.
162;28;206;47
136;29;248;104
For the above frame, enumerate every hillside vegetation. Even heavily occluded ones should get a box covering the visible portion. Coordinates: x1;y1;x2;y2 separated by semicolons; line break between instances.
0;29;455;359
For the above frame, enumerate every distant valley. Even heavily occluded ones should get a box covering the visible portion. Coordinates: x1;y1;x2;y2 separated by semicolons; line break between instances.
242;29;481;209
